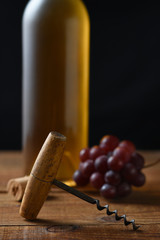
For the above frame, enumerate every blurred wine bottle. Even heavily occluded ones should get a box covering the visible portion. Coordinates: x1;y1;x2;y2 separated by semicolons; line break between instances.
22;0;90;180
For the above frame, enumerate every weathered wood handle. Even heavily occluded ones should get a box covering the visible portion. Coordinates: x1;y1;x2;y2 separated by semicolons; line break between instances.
19;132;66;220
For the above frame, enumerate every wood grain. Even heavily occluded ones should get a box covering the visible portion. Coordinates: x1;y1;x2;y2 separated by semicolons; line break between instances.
0;151;160;240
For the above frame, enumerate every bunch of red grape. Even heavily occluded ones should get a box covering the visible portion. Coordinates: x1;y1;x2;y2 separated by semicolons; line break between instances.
73;135;145;199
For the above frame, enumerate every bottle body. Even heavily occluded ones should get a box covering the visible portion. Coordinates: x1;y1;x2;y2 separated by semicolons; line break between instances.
22;0;90;180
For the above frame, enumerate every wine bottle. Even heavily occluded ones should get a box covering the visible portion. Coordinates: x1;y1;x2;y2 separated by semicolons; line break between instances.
22;0;90;180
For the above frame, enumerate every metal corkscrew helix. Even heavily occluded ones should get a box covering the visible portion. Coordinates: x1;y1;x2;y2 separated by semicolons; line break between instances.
53;179;140;231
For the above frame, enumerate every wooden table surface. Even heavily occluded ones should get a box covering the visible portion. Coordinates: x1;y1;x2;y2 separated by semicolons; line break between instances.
0;151;160;240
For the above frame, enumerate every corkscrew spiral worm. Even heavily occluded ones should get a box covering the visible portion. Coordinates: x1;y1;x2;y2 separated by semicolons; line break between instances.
53;179;140;231
94;199;140;230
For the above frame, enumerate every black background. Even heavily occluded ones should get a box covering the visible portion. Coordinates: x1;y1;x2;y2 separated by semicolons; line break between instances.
0;0;160;150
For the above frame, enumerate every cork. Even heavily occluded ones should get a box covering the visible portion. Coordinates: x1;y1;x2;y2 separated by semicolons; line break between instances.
7;176;29;201
19;131;66;220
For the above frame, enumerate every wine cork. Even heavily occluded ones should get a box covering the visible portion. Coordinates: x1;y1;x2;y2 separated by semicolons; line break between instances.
7;176;29;201
19;132;66;220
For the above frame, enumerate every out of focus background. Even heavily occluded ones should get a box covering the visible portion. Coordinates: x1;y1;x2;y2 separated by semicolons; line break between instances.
0;0;160;150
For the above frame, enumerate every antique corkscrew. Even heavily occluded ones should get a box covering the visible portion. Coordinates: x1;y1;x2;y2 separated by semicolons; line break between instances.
19;132;140;230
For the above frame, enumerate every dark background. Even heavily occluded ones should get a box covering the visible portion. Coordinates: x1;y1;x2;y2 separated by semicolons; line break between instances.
0;0;160;150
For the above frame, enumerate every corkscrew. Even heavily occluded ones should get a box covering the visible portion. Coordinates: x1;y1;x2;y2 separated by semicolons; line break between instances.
19;132;140;231
53;179;140;231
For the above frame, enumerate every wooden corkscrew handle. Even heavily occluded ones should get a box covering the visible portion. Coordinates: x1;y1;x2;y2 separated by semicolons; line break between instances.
19;132;66;220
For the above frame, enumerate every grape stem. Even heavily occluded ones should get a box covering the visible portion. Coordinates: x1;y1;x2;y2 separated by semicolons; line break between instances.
143;158;160;168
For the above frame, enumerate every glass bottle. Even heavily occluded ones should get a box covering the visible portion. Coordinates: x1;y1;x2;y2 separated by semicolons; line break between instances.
22;0;90;180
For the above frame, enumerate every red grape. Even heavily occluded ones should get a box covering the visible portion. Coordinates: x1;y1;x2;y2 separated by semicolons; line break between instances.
122;162;138;183
100;135;119;153
90;172;104;189
119;140;136;154
117;182;131;197
113;146;131;164
131;172;145;187
107;155;125;172
99;142;110;154
106;151;113;158
80;159;95;178
100;184;117;198
79;162;84;170
73;170;89;186
89;146;105;160
79;148;90;162
130;152;145;170
104;170;121;186
94;155;108;173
